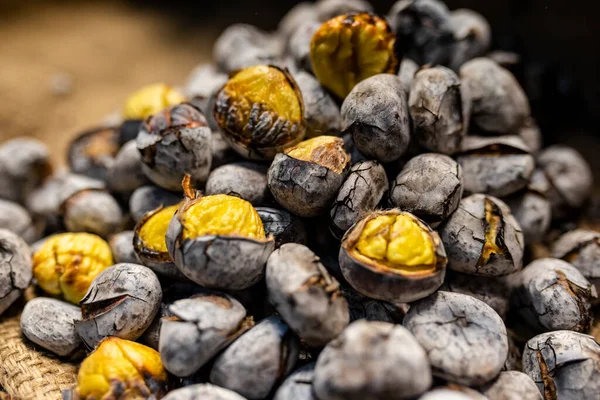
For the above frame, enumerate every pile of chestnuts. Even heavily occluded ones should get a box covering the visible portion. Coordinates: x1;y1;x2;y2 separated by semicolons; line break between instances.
1;1;599;399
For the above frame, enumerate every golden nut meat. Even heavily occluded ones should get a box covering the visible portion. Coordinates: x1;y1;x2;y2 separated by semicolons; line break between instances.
166;188;274;290
310;12;398;99
340;210;447;303
133;204;187;279
75;337;167;400
123;83;186;120
33;233;113;304
213;65;306;160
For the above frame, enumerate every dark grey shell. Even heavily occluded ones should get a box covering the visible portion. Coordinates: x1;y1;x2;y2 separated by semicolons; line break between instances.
418;388;486;400
442;271;510;320
0;137;51;204
109;231;138;264
313;320;432;400
315;0;373;21
206;162;269;206
106;140;149;194
457;135;535;197
506;170;552;246
0;199;40;243
256;207;307;247
137;119;213;191
447;9;491;70
159;290;250;377
511;258;596;333
287;22;320;74
459;57;530;134
20;297;82;357
61;189;123;237
266;243;349;346
163;384;248;400
552;229;600;285
482;371;542;400
268;153;348;217
293;71;340;137
75;263;162;349
390;153;463;228
341;285;406;324
404;291;508;386
213;24;283;73
340;210;447;303
166;215;274;290
129;185;181;223
0;229;32;316
274;363;317;400
341;74;411;163
210;316;300;399
522;330;600;399
278;2;317;39
439;194;524;276
330;161;388;238
409;66;469;155
538;145;594;215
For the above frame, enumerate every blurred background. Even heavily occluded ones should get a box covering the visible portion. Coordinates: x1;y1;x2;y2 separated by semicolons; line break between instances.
0;0;598;177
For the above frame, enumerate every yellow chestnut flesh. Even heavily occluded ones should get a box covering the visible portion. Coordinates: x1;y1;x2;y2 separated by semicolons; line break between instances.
285;136;350;174
352;214;437;275
181;194;265;240
310;13;398;99
123;83;186;120
76;337;167;400
138;204;179;253
478;198;506;265
215;65;304;148
33;233;113;304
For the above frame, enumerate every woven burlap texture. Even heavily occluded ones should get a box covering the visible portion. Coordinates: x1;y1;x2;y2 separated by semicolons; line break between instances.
0;293;77;400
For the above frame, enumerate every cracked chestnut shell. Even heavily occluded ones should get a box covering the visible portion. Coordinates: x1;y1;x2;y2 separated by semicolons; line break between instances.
75;337;168;400
133;204;187;280
166;189;274;291
67;126;121;181
388;0;453;66
341;74;410;163
0;229;32;316
137;102;212;191
404;291;508;386
340;209;447;303
159;290;253;377
552;229;600;292
459;58;530;134
511;258;596;333
209;316;300;400
523;330;600;400
313;320;432;400
75;263;162;349
390;153;463;228
266;243;349;347
256;207;307;248
457;135;535;197
439;194;524;276
214;65;306;160
409;66;470;155
330;160;388;239
268;135;351;217
310;13;398;99
20;297;82;357
33;232;113;304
